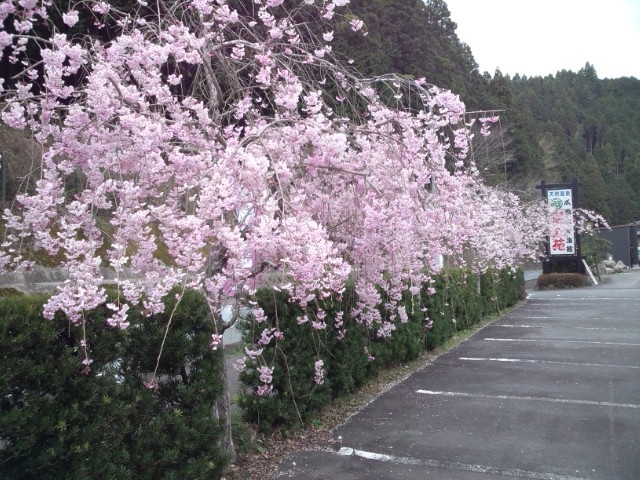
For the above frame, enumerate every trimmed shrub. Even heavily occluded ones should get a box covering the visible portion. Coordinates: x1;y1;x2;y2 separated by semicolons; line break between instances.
537;273;591;289
447;269;483;331
0;290;228;480
422;273;455;349
479;267;524;316
237;287;368;431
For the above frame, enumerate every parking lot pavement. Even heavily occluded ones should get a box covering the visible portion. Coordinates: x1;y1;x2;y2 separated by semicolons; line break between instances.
276;270;640;479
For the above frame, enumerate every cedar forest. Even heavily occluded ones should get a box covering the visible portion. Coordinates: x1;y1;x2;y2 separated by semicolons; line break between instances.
336;0;640;226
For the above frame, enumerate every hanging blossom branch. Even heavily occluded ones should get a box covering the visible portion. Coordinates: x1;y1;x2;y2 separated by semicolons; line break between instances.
573;208;610;235
1;0;550;385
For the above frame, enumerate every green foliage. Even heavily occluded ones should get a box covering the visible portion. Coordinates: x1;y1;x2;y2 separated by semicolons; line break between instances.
339;2;640;218
0;290;228;480
0;125;43;206
331;1;544;188
237;288;340;432
422;274;454;348
511;68;640;224
477;267;523;317
238;267;524;432
581;234;611;270
230;415;258;456
334;0;488;105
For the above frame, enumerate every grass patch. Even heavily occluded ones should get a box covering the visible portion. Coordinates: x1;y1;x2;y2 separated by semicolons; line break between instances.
231;414;261;456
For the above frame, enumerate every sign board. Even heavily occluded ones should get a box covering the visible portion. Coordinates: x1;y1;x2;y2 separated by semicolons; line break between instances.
536;179;584;274
547;188;575;256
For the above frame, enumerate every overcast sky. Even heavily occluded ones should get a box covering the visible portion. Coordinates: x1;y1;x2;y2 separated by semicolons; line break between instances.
444;0;640;79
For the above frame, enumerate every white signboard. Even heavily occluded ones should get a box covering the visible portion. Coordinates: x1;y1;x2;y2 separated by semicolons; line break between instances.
547;188;575;256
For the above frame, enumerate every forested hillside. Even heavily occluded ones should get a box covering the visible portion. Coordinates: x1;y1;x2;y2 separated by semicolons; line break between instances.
510;66;640;225
334;0;640;225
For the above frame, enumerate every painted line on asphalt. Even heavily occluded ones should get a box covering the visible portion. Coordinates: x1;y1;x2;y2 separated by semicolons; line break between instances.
459;357;640;370
416;390;640;409
338;447;587;480
526;299;640;304
493;324;639;332
508;315;617;320
527;296;640;300
503;316;618;320
484;338;640;346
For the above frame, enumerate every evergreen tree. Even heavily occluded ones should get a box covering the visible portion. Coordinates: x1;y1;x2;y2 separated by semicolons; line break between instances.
580;154;612;220
606;178;640;225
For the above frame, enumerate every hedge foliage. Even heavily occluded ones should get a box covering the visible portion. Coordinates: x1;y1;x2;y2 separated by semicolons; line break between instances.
0;290;228;480
238;267;524;431
537;273;591;289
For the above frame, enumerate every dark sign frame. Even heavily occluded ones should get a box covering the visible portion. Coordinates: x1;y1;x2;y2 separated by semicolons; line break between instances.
536;178;585;274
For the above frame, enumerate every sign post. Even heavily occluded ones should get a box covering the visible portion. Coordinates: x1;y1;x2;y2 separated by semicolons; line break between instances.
536;179;585;274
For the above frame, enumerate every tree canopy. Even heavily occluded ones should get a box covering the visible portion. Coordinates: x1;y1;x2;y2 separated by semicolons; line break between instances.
511;64;640;224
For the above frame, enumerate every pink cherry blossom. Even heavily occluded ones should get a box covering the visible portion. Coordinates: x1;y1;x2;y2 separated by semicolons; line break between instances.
349;18;364;32
258;365;274;384
62;10;79;27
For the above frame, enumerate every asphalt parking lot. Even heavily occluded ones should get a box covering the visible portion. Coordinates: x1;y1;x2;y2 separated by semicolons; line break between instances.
277;270;640;479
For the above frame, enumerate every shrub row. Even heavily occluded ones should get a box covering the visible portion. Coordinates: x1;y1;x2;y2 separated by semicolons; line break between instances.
238;267;524;432
0;290;228;480
537;273;591;289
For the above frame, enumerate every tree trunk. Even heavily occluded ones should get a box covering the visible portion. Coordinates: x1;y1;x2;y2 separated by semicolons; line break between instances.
213;339;236;463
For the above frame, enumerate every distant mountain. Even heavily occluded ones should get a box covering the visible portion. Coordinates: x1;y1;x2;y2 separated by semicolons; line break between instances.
334;0;640;224
510;65;640;224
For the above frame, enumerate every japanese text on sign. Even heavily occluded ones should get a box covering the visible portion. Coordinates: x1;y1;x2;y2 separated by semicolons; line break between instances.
547;188;575;256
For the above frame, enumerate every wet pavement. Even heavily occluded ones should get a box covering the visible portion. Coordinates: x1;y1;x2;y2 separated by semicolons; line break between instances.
276;270;640;479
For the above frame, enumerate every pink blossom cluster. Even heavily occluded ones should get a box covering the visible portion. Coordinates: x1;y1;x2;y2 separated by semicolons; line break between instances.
0;0;557;385
572;208;610;235
256;365;274;396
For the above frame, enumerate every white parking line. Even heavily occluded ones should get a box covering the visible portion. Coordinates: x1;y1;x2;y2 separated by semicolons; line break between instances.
484;338;640;346
493;324;638;331
416;390;640;409
506;315;617;321
503;316;619;320
459;357;640;369
338;447;588;480
526;297;640;301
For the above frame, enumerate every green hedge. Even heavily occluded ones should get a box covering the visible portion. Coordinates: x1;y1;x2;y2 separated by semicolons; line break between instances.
537;273;591;289
238;267;524;431
0;290;228;480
